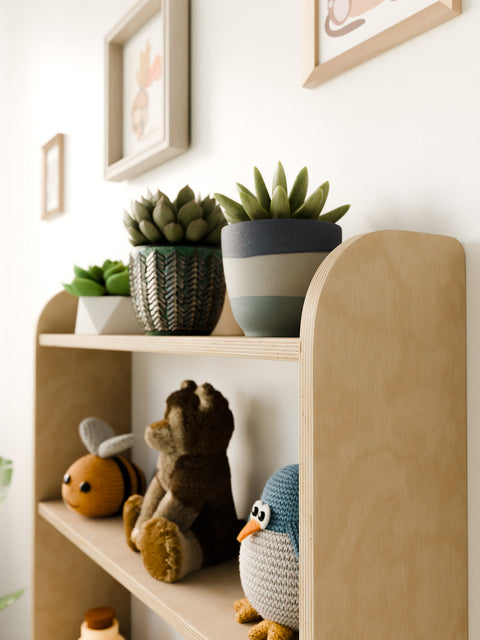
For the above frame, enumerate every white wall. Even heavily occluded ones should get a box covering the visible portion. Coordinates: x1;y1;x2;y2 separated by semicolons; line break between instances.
0;0;478;638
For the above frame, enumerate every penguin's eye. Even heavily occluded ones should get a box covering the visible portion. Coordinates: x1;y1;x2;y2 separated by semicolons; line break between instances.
80;481;91;493
251;500;270;530
63;473;71;484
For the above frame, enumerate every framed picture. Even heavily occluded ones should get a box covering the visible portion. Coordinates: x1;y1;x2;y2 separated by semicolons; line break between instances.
42;133;64;219
303;0;461;88
104;0;189;181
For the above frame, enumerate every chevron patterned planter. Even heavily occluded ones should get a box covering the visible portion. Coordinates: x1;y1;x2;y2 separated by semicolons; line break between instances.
221;219;342;337
129;245;225;335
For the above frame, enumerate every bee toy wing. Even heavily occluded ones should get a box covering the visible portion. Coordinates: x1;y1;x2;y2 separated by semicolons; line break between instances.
98;434;136;458
79;417;115;455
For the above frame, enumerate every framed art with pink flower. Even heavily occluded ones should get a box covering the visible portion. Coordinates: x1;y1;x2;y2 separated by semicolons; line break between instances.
104;0;189;181
303;0;461;88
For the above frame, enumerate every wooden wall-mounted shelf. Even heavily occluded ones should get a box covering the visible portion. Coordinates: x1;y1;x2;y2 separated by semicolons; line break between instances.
34;231;468;640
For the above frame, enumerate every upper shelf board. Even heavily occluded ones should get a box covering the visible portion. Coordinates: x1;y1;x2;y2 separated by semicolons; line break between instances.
38;334;301;362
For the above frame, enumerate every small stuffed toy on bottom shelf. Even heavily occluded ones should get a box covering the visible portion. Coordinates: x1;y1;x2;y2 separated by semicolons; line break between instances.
234;464;299;640
123;380;242;583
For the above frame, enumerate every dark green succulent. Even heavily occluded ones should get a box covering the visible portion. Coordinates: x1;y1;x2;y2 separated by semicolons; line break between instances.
62;260;130;296
123;186;226;247
214;162;350;224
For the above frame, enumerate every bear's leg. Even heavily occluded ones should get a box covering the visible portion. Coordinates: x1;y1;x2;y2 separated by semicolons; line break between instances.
130;474;166;547
123;495;143;551
138;517;203;583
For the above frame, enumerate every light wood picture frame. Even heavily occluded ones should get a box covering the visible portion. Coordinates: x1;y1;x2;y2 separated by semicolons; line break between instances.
42;133;64;219
303;0;461;88
104;0;189;181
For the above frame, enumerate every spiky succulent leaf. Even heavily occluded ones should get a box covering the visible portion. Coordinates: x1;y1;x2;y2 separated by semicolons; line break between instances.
316;181;330;215
140;195;154;211
201;195;217;217
132;201;152;223
214;193;250;223
272;161;288;196
177;201;203;229
127;226;149;246
205;206;224;233
205;226;223;245
292;185;325;219
163;222;184;243
62;282;76;295
139;220;163;243
236;182;257;201
238;191;270;220
153;200;175;231
70;277;106;296
186;218;208;242
174;185;195;211
123;210;139;230
319;204;350;223
253;166;271;211
270;185;291;218
73;265;93;280
105;269;130;295
288;167;309;213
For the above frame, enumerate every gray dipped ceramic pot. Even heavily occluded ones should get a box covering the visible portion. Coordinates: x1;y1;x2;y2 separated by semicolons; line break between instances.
221;219;342;337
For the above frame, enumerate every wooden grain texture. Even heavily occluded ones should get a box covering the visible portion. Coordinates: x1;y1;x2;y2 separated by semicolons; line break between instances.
299;231;467;639
39;501;250;640
34;292;132;640
39;333;301;362
303;0;462;88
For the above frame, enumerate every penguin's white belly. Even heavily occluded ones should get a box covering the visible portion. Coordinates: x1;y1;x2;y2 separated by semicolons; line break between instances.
239;530;299;630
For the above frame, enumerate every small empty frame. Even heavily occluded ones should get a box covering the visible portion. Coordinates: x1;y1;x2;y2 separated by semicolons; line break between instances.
303;0;461;88
104;0;189;181
42;133;64;219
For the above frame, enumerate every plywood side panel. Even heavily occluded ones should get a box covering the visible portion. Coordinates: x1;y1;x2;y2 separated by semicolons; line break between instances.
299;231;467;639
34;291;132;640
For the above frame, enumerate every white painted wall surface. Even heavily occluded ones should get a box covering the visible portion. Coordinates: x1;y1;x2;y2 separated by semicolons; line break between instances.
0;1;478;638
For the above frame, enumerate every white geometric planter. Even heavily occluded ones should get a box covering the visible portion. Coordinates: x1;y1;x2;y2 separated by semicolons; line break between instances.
75;296;142;335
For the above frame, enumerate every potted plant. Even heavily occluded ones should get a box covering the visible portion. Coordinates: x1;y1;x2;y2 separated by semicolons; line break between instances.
63;260;141;335
214;162;350;337
123;187;227;335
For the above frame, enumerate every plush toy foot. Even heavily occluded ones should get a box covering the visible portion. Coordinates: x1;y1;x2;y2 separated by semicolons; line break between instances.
248;620;294;640
123;494;144;551
137;517;203;583
234;597;262;624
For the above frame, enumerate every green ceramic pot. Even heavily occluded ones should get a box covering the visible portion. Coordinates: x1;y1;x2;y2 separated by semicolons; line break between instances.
129;245;225;335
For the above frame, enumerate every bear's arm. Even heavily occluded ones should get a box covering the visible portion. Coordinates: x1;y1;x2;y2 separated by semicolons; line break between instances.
152;489;200;531
131;473;166;543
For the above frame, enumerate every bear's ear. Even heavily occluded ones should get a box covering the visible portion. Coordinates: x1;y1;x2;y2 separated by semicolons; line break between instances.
195;383;216;411
181;380;197;391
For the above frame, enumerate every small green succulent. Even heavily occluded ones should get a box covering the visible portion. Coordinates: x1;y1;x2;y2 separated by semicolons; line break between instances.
62;260;130;296
123;186;226;247
214;162;350;224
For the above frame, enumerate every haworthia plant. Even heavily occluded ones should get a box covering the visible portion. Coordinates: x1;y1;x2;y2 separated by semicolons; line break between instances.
62;260;130;296
123;186;226;247
214;162;350;224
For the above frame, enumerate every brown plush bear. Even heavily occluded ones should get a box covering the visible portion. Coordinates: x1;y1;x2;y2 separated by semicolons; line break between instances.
123;380;241;583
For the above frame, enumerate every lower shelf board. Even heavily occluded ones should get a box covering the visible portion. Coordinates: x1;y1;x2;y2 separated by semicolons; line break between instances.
38;500;252;640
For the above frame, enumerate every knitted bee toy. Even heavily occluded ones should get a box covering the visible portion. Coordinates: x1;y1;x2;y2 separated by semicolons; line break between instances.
62;417;146;518
235;464;299;640
123;380;241;583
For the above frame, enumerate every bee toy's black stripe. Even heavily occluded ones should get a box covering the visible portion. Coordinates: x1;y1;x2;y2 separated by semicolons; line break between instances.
112;456;131;511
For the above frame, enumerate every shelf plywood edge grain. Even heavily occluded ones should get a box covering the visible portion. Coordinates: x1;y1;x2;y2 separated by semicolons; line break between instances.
39;501;248;640
38;333;301;362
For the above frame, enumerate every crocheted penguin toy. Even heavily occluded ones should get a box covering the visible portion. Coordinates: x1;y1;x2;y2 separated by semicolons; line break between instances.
234;464;299;640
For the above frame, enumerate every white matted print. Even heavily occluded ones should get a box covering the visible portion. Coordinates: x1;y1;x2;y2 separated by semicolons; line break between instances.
123;11;164;158
104;0;189;182
303;0;461;87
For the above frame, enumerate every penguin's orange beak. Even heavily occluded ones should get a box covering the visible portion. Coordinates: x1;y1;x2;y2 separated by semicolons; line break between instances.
237;518;261;542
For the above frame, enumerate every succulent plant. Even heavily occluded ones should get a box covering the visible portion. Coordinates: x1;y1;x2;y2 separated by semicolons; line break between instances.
123;186;226;247
214;162;350;224
62;260;130;296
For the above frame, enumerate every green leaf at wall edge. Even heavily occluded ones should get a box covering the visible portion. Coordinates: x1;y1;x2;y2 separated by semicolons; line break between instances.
0;589;25;612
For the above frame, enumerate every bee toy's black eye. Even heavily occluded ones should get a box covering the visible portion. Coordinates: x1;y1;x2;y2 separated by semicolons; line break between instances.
63;474;71;484
80;481;91;493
